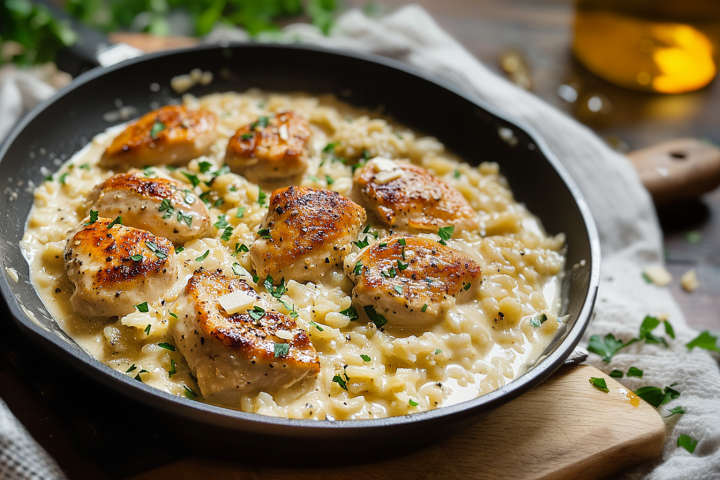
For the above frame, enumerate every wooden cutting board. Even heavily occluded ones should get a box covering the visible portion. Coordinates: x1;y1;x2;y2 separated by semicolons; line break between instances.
130;365;665;480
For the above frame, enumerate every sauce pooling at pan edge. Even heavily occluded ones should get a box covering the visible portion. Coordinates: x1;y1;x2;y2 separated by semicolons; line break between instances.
21;91;567;420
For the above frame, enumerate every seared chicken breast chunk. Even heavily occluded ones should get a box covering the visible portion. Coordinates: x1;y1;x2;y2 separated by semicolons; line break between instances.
225;111;311;182
100;105;218;168
353;158;479;233
250;187;366;283
171;268;320;405
345;235;481;327
64;217;177;318
85;172;212;244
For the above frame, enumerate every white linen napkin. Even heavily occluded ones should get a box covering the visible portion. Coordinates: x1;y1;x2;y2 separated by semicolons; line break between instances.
1;5;718;479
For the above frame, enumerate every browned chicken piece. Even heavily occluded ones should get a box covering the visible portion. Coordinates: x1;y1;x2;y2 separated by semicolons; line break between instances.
100;105;218;168
64;217;177;318
344;235;481;327
250;187;366;283
85;172;212;244
353;158;479;233
171;268;320;405
224;111;311;182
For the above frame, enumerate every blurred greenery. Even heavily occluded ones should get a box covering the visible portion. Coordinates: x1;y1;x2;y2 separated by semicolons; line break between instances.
65;0;338;37
0;0;77;66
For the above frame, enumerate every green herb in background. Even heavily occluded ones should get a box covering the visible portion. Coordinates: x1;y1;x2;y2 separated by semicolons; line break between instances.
686;330;720;353
589;376;609;393
677;434;698;454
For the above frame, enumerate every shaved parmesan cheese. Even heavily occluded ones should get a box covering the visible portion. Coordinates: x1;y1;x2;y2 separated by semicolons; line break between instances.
275;330;293;340
643;265;672;286
370;157;396;172
680;269;698;292
218;290;256;314
278;124;289;141
5;267;18;283
374;170;403;184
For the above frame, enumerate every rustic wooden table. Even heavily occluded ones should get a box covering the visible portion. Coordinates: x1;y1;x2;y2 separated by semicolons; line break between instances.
1;1;718;479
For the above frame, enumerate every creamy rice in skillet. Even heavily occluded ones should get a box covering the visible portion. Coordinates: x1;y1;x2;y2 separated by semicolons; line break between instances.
21;90;566;420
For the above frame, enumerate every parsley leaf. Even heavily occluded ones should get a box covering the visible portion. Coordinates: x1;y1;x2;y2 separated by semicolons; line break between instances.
182;172;201;187
530;313;548;328
309;320;323;331
135;302;149;313
85;210;99;226
150;121;166;139
146;241;167;259
627;367;644;378
257;187;267;206
130;254;143;261
214;215;229;230
251;116;270;130
686;330;720;353
177;211;193;226
325;175;334;185
422;304;428;313
158;198;174;218
264;275;287;299
397;259;409;271
59;172;69;184
235;206;246;218
183;385;198;400
241;132;254;140
353;260;364;276
408;399;419;407
221;226;233;241
437;225;455;245
175;247;185;253
198;161;212;173
144;324;151;335
257;228;271;239
361;354;371;362
340;305;358;320
158;342;175;351
589;376;609;393
353;236;370;249
634;384;681;408
664;406;686;418
195;250;210;262
393;285;403;295
434;348;442;354
363;305;388;328
588;333;627;363
637;315;668;346
184;190;195;204
125;364;137;373
168;359;177;377
323;142;339;153
248;306;266;321
677;434;698;454
107;216;123;228
609;369;623;378
274;342;290;358
169;312;178;318
332;374;348;391
231;262;246;276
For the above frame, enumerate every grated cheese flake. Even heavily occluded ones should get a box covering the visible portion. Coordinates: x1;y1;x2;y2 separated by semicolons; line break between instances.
374;170;403;184
275;330;293;340
218;290;256;315
680;269;698;292
643;265;672;286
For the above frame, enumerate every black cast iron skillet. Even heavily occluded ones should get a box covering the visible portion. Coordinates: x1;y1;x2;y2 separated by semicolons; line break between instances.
0;43;600;461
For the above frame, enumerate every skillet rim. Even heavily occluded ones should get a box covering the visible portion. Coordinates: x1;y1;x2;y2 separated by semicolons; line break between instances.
0;42;600;433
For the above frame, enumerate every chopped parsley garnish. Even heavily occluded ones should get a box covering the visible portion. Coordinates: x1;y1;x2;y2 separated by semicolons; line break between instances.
332;373;348;391
437;225;455;245
325;175;334;185
231;262;246;276
213;198;224;208
146;241;167;259
361;354;371;362
150;121;166;139
183;190;195;204
257;187;267;206
182;172;201;187
642;272;653;284
454;169;461;178
686;330;720;353
158;342;175;351
353;237;370;249
134;369;148;382
685;231;702;244
609;369;623;378
309;321;324;332
363;305;388;328
175;246;185;253
627;367;644;378
233;243;249;255
144;324;151;335
59;172;69;184
199;191;212;205
379;243;387;247
588;333;627;363
381;267;397;278
353;260;364;276
168;359;177;377
589;376;609;393
85;210;99;226
422;304;428;313
340;305;358;320
130;254;143;261
306;175;320;182
158;198;174;219
530;313;548;328
323;142;339;153
221;226;233;241
251;116;269;130
393;285;403;295
434;348;442;354
408;399;419;407
463;282;471;291
634;384;681;408
677;434;698;454
195;250;210;262
634;315;671;346
214;215;229;230
177;211;193;226
235;206;246;218
135;302;149;313
257;228;271;239
398;238;406;258
107;216;123;228
397;259;409;271
664;406;686;418
79;163;90;170
198;161;212;173
248;306;266;321
241;133;254;140
125;364;137;373
264;275;287;299
169;312;178;318
143;166;155;177
274;342;290;358
183;385;198;400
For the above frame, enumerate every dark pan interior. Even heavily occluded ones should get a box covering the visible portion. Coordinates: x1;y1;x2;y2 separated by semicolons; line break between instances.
0;44;599;457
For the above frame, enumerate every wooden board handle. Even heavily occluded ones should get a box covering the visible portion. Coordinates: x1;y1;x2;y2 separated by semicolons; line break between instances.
627;138;720;205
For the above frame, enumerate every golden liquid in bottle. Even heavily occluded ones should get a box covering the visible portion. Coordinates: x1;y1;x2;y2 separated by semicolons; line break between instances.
573;0;720;93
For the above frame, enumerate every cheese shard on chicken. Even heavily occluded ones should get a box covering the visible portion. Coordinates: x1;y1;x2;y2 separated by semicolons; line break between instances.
353;158;479;233
345;235;481;327
171;268;320;405
224;111;311;182
100;105;218;168
85;172;211;245
250;186;366;282
64;217;177;318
